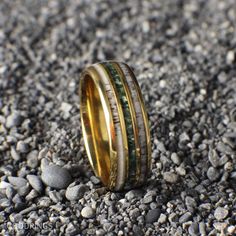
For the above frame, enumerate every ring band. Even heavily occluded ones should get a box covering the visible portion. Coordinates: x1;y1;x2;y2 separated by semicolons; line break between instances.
79;61;151;191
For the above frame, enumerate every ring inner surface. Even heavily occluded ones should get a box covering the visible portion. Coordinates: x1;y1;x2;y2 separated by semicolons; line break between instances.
81;74;111;185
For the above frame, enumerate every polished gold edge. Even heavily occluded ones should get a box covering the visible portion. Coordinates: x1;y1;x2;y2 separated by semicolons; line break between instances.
124;64;152;177
79;66;118;189
79;69;98;176
96;63;129;191
112;62;141;186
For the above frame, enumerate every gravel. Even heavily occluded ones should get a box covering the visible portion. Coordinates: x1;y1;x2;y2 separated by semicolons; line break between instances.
214;207;229;221
81;206;95;219
0;0;235;235
145;208;161;223
65;184;88;201
26;175;44;193
41;164;72;189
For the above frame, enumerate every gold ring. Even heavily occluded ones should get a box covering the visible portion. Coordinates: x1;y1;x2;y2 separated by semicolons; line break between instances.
79;61;151;191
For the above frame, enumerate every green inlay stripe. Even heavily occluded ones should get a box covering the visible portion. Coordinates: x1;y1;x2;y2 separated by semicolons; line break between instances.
102;62;136;185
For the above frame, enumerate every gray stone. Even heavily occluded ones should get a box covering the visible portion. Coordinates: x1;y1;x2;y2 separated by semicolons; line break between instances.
8;176;27;188
26;150;39;168
158;213;167;224
188;222;199;236
207;167;220;181
214;207;229;220
26;175;43;193
65;184;88;201
129;208;140;219
90;176;101;185
163;172;178;183
41;164;72;189
10;147;20;161
125;190;136;201
16;141;29;153
208;149;220;167
6;111;23;128
171;152;181;165
145;208;161;223
81;206;95;219
179;212;192;223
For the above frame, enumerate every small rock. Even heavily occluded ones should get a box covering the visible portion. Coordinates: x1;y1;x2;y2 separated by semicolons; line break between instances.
188;222;199;236
179;212;192;223
208;149;220;167
38;147;48;160
41;164;72;189
179;132;190;144
10;147;20;161
49;191;62;203
129;208;140;220
8;177;27;188
227;225;236;234
5;186;16;199
81;206;95;219
6;111;23;128
26;175;43;193
176;166;186;176
65;184;88;201
163;172;178;183
26;150;39;168
125;190;136;201
214;207;229;220
145;208;161;223
226;50;235;64
199;222;206;236
214;222;227;231
16;141;29;153
158;213;167;224
185;196;197;210
90;176;101;185
25;189;38;201
171;152;181;165
207;167;220;181
17;185;30;196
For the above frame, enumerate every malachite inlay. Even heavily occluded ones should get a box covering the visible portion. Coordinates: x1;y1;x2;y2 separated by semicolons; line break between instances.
102;62;136;185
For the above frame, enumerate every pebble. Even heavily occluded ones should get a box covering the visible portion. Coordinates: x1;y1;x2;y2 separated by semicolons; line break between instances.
8;177;27;188
26;175;43;193
214;207;229;220
226;50;235;64
227;225;236;234
16;141;29;153
188;222;199;236
10;147;20;161
158;213;167;224
26;150;39;168
145;208;161;223
65;184;88;201
179;212;192;223
81;206;95;219
5;111;23;128
207;167;220;181
41;164;72;189
129;208;140;220
125;190;136;201
171;152;181;165
163;172;178;183
208;149;220;167
90;176;101;185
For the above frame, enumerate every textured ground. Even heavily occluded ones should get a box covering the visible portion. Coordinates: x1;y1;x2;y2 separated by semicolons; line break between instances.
0;0;236;235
